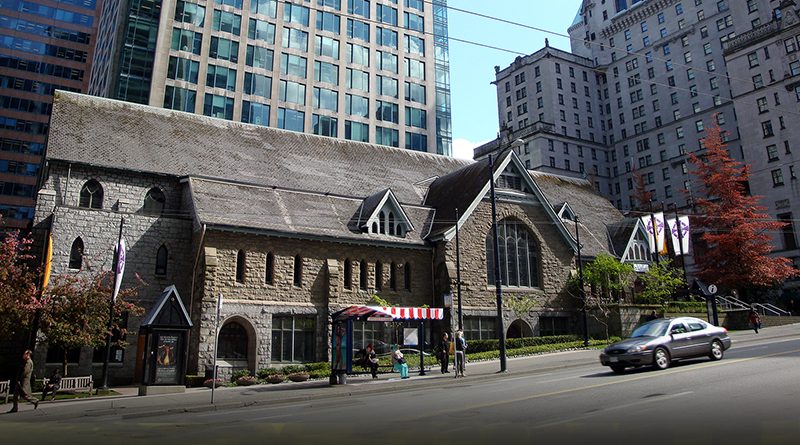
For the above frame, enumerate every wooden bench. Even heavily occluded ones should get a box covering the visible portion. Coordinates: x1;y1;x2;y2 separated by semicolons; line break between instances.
0;380;9;404
42;375;93;398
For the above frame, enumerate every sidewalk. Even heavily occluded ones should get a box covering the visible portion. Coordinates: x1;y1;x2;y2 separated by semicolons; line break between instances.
2;322;796;422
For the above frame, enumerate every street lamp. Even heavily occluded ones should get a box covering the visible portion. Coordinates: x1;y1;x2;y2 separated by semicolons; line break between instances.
574;215;589;347
488;154;508;372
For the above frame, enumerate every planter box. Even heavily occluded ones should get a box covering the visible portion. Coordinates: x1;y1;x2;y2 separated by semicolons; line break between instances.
287;373;309;382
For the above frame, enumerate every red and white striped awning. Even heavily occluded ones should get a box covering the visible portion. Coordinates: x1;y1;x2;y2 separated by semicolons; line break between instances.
332;306;444;322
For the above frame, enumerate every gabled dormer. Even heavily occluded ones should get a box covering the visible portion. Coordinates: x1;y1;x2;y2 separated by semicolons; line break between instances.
496;164;533;193
357;189;414;238
556;202;576;222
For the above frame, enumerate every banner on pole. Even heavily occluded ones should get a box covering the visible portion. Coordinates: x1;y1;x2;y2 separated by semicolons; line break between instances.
640;212;666;254
667;216;691;255
112;238;126;303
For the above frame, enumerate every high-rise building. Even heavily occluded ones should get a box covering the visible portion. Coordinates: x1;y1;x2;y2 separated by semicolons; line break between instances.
0;0;100;228
480;0;799;274
89;0;452;156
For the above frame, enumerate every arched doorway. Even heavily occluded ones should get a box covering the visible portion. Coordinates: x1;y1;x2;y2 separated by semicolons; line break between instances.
506;319;533;339
217;317;257;375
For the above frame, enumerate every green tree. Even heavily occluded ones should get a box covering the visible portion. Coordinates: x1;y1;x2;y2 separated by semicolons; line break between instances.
40;271;144;375
0;225;40;339
583;253;635;301
637;262;685;305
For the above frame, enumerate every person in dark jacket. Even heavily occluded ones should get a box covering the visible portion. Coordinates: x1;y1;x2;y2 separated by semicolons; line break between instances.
42;368;63;401
8;349;38;413
439;333;450;374
365;344;379;379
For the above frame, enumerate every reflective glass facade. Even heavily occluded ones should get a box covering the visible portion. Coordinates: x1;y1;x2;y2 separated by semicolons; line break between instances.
0;0;98;228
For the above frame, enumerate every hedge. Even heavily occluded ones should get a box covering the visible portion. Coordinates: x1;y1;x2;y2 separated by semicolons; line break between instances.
464;335;580;354
466;338;619;361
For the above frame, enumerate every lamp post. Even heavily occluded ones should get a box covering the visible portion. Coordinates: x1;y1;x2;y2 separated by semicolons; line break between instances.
455;207;463;331
488;154;508;372
100;217;124;391
574;215;589;347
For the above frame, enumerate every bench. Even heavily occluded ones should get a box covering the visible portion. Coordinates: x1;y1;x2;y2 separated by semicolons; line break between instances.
42;375;93;399
0;380;9;403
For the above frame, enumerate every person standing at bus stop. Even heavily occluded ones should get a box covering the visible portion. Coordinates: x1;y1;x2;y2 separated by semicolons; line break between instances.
454;330;467;377
439;332;450;374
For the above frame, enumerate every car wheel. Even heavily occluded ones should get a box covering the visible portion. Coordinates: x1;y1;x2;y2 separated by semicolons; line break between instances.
708;340;724;361
610;365;626;374
652;347;670;370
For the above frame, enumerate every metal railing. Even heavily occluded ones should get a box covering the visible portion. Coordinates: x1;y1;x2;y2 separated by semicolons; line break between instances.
715;295;791;316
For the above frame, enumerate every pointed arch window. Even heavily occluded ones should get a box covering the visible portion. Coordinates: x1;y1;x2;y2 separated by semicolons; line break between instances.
236;250;246;283
388;212;395;235
68;237;84;269
359;259;368;290
265;252;275;284
79;180;103;209
143;187;166;215
389;261;397;290
486;219;540;288
378;211;387;234
155;244;168;276
375;261;383;290
343;258;352;289
293;254;303;287
404;262;411;291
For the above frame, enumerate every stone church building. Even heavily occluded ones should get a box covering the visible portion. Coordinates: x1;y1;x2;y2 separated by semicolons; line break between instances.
32;92;648;383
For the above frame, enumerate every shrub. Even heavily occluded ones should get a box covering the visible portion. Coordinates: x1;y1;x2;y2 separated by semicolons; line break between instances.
203;378;224;388
465;335;579;353
256;367;281;379
236;375;258;386
185;375;206;388
303;362;331;379
231;369;252;383
280;365;307;375
466;338;617;361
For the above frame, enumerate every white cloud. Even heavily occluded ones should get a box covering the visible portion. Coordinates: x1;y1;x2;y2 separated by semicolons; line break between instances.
452;138;491;160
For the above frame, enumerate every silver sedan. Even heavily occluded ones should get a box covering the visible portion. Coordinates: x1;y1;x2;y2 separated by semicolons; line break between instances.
599;316;732;374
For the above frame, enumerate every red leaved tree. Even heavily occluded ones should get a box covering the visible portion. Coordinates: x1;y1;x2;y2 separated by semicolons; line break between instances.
0;222;41;339
688;120;798;293
632;169;653;211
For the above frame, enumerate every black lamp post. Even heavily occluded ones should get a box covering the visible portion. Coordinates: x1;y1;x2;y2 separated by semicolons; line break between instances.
488;154;508;372
574;215;589;347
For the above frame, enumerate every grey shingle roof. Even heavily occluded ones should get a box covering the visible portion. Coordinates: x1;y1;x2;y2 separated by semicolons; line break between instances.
48;92;470;206
188;178;433;246
529;171;625;258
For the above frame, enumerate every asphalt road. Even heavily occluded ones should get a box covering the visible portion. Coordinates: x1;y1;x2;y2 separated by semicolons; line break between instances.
3;333;798;445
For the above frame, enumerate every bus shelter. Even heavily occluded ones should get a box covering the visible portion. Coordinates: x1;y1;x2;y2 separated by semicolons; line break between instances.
330;306;444;384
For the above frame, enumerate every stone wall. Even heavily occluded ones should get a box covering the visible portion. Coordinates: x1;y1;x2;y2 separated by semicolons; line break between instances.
435;198;579;338
193;230;434;374
32;163;195;384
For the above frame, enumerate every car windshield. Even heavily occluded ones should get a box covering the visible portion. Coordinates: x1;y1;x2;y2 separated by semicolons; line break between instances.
630;320;671;338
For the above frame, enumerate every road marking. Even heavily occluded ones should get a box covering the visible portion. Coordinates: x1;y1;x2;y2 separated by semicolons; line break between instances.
532;391;694;429
403;347;800;423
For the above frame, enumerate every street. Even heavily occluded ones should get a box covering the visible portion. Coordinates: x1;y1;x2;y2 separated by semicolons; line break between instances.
2;330;799;445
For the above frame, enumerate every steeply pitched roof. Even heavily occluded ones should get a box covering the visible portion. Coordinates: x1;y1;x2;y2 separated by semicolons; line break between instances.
48;92;469;206
188;178;432;247
530;171;625;258
424;155;496;237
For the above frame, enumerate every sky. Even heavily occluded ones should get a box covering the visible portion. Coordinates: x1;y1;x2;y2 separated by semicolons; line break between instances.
447;1;580;159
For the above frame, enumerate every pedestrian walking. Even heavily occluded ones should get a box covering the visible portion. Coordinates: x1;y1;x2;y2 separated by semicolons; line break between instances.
748;309;761;333
439;333;450;374
454;330;467;377
392;345;409;379
7;350;38;413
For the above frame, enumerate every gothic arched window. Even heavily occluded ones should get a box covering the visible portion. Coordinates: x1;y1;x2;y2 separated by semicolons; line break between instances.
486;219;540;288
79;180;103;209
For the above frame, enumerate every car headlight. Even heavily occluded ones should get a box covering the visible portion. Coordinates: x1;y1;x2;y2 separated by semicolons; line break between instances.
627;345;650;353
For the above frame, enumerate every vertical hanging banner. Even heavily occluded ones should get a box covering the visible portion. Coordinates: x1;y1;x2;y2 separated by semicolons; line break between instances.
112;238;126;303
41;234;53;294
668;216;691;255
640;212;666;253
